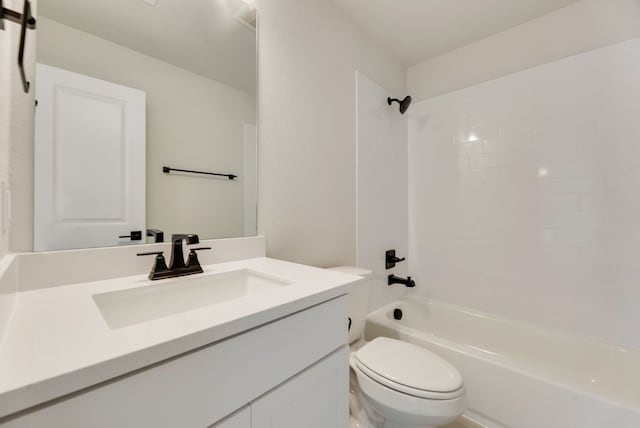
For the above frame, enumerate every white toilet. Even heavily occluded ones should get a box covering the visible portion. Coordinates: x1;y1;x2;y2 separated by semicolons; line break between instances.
328;267;466;428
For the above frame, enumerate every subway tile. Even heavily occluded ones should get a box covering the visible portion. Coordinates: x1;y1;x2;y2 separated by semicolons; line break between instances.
458;141;483;156
455;123;500;144
543;211;599;229
457;157;469;172
408;39;640;349
471;168;500;181
537;160;595;178
483;138;511;153
580;194;597;211
543;178;597;193
470;153;511;169
543;194;581;211
542;228;596;246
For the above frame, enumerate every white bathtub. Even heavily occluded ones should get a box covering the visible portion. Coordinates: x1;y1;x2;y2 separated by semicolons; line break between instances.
365;298;640;428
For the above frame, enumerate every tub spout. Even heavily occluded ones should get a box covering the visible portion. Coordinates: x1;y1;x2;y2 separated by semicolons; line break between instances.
388;274;416;288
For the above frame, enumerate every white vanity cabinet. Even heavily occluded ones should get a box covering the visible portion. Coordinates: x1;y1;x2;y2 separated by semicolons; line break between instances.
211;347;348;428
1;296;349;428
251;347;348;428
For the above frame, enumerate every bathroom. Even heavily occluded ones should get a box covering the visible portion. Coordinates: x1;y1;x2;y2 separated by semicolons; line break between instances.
1;0;640;426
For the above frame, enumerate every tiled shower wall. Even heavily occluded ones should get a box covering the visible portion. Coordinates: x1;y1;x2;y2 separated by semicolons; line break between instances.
408;38;640;348
356;72;408;311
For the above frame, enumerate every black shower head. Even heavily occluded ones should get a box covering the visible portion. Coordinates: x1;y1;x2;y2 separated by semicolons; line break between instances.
387;95;412;114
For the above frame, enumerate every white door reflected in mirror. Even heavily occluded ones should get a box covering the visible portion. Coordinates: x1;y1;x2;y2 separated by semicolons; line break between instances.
34;64;146;251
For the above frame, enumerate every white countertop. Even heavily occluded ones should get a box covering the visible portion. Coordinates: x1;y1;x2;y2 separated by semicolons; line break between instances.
0;257;360;418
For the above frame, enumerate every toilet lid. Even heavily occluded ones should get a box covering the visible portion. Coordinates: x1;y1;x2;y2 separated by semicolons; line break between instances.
354;337;463;397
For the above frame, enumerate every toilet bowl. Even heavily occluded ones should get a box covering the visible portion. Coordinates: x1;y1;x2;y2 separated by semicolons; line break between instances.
327;267;466;428
351;337;466;428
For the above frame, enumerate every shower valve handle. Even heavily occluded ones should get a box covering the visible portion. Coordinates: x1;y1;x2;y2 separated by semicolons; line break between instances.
385;249;406;269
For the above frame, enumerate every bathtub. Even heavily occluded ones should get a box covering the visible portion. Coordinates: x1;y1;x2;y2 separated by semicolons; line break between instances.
365;298;640;428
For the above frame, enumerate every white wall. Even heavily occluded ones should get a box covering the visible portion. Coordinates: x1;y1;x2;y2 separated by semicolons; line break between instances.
408;38;640;348
243;124;258;237
0;0;37;254
356;72;408;311
0;0;37;338
0;2;15;317
6;0;37;254
0;2;12;259
408;0;640;101
254;0;406;267
36;17;256;243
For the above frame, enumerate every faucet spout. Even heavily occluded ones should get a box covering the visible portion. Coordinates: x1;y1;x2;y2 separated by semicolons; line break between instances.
388;274;416;288
169;234;200;270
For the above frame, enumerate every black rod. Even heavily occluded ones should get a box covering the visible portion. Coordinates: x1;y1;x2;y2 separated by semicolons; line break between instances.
163;166;237;180
0;1;36;29
1;0;37;93
18;0;30;93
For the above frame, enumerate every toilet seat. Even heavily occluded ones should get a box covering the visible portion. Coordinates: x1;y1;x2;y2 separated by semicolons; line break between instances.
353;337;464;400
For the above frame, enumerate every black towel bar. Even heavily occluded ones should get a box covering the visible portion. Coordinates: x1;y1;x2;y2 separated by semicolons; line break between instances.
163;166;237;180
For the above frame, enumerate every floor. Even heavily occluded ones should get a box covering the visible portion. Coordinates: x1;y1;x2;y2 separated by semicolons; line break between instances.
444;417;484;428
349;415;483;428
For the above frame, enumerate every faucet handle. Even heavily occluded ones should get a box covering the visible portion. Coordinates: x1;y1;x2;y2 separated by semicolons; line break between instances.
385;249;406;269
137;251;169;280
137;250;164;256
186;247;211;272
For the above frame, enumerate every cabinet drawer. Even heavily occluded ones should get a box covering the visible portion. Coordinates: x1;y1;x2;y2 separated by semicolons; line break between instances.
2;296;348;428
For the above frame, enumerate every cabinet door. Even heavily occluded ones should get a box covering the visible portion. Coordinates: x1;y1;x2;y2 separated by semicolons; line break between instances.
251;346;349;428
210;406;250;428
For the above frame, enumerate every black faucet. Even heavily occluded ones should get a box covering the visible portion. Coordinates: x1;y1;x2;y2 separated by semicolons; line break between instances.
388;274;416;288
169;234;200;270
146;228;164;243
137;233;211;280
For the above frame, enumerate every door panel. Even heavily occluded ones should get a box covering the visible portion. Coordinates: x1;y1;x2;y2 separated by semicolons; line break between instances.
35;63;146;251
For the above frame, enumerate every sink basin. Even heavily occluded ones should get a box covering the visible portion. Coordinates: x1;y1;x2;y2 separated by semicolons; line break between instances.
93;269;293;329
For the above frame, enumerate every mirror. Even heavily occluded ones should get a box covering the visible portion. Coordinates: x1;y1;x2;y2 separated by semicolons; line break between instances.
33;0;257;251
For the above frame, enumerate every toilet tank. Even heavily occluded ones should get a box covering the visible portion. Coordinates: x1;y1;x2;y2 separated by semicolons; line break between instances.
327;266;372;344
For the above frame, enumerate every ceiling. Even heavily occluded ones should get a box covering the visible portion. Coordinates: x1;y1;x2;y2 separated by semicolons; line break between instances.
332;0;581;66
39;0;257;94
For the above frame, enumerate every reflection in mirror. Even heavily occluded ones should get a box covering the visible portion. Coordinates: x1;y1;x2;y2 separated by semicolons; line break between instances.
33;0;257;251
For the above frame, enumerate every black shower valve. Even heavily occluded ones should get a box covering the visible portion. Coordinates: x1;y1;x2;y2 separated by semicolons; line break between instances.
385;249;406;269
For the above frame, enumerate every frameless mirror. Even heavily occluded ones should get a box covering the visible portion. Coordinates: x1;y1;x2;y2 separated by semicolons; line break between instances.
33;0;257;251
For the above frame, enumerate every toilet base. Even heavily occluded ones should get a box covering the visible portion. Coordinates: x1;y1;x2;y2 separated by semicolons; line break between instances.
350;368;454;428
